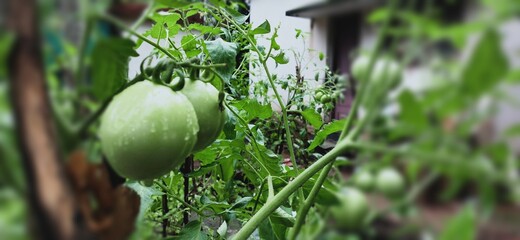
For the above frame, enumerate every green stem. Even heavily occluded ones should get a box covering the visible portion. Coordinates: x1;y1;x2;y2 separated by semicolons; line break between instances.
288;161;333;240
99;14;177;60
213;6;301;175
156;181;207;217
75;16;94;85
76;69;152;136
224;101;271;176
231;137;353;240
289;1;401;238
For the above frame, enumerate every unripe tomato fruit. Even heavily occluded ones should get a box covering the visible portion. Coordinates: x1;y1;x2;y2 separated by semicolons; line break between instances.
351;54;370;81
331;187;369;230
353;170;375;192
99;81;199;180
180;78;226;152
375;168;405;198
314;91;324;101
320;94;332;104
351;54;401;85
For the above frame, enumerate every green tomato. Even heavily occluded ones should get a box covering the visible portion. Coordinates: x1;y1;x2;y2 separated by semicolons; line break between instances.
351;54;401;86
375;168;405;198
351;54;370;81
331;187;369;230
99;81;199;180
372;58;401;86
180;79;226;152
353;170;375;192
320;94;332;104
314;91;324;101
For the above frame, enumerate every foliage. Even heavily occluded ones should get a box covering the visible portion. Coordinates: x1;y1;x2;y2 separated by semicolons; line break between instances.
1;0;520;239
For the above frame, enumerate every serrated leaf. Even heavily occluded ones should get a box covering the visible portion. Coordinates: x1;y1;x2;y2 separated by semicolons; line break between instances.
308;119;346;151
301;109;323;129
181;35;201;58
174;221;208;240
272;51;289;66
232;99;272;122
91;38;138;100
126;181;162;222
251;20;271;35
206;38;237;83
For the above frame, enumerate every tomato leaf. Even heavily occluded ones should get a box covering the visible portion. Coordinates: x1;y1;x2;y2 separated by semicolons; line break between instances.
91;38;138;100
398;90;428;133
205;38;238;84
174;220;208;240
126;181;162;222
272;51;289;66
181;35;201;58
439;205;476;240
301;109;323;129
251;20;271;35
461;29;508;98
308;119;346;151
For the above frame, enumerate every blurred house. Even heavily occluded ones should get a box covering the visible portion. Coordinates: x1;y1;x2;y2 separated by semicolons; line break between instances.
250;0;520;153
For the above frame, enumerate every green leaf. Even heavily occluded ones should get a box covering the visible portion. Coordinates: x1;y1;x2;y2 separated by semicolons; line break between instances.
301;109;323;129
505;68;520;82
308;119;346;151
461;29;508;97
217;221;227;238
0;32;14;78
251;20;271;35
439;206;476;240
174;221;208;240
156;0;192;8
188;23;221;35
205;38;238;83
504;123;520;138
270;207;295;227
125;181;162;222
150;12;182;38
398;90;428;132
225;8;248;24
91;38;138;100
272;51;289;66
181;35;201;58
230;197;252;210
232;99;272;122
256;144;284;176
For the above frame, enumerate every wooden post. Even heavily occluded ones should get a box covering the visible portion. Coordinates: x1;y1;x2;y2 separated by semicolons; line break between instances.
6;0;91;239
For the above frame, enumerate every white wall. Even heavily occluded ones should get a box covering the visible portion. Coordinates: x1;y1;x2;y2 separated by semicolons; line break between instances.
250;0;328;110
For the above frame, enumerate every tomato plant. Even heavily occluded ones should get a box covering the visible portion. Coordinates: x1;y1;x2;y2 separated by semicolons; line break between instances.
2;0;520;240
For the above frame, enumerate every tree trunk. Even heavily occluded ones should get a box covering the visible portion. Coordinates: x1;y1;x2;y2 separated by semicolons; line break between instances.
6;0;91;239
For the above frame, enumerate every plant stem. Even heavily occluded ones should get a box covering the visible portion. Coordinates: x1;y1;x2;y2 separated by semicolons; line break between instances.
287;161;333;240
288;1;400;237
156;181;207;217
213;5;305;203
162;189;169;237
76;70;151;136
231;137;353;240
